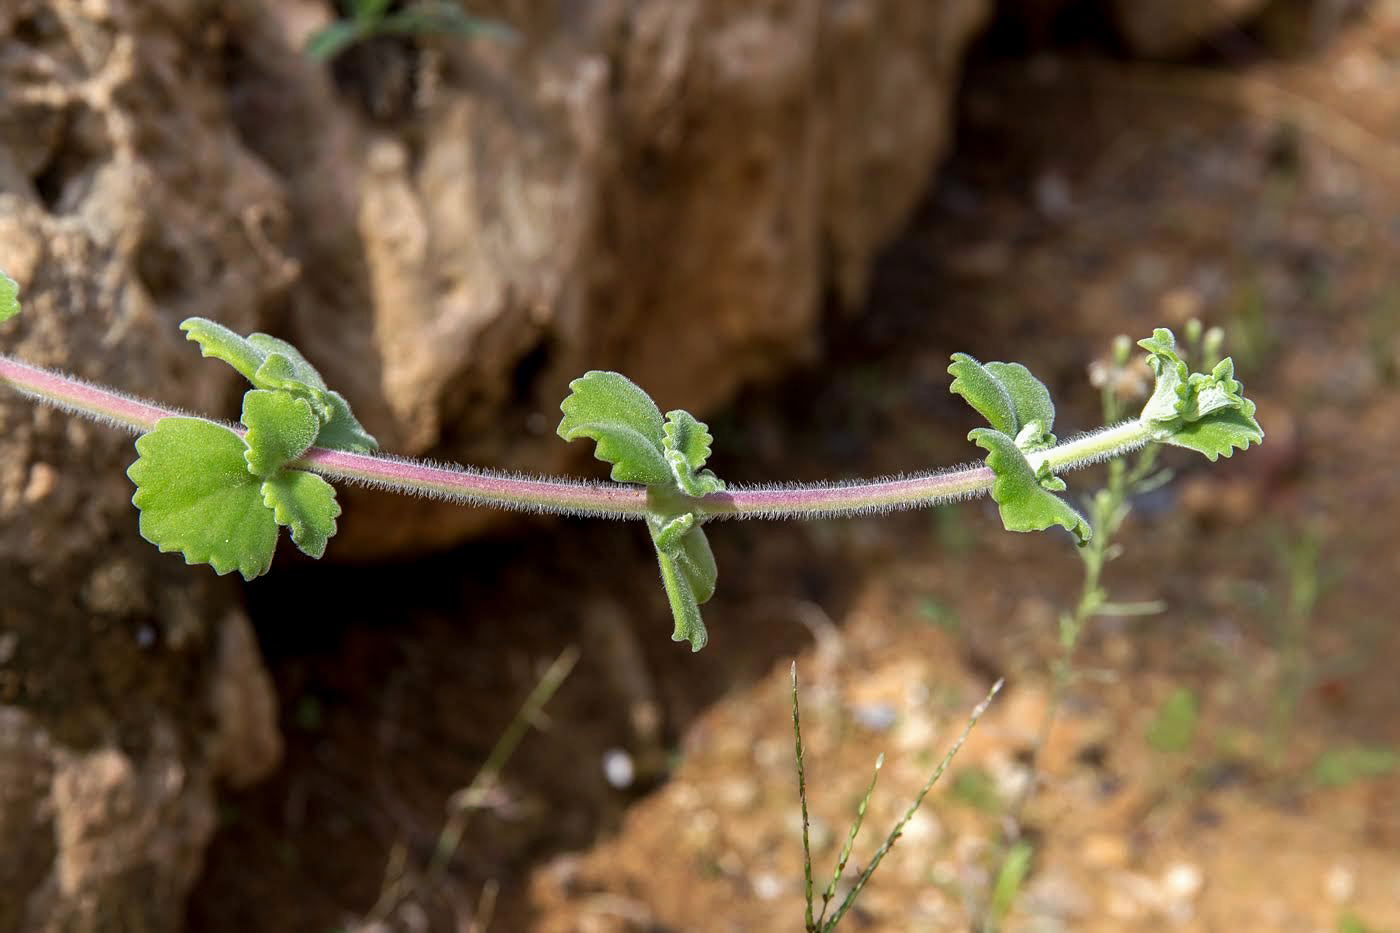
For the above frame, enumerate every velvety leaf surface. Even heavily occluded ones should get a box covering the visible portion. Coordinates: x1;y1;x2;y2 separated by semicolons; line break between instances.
984;361;1056;440
557;371;671;485
675;524;718;605
182;318;378;453
657;547;708;652
0;272;18;323
663;409;725;496
128;418;278;580
262;470;341;558
969;427;1091;545
241;390;319;477
948;354;1019;436
1136;328;1262;459
1165;408;1264;460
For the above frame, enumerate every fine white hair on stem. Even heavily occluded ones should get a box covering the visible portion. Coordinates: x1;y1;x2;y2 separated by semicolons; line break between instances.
1031;420;1155;474
302;449;650;520
703;462;995;521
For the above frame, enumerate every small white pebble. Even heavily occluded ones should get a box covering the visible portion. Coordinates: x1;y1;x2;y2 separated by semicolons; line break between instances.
1161;862;1204;901
901;810;943;846
850;702;898;733
751;872;785;901
752;736;786;769
716;777;760;812
602;748;634;789
895;711;937;752
1325;863;1357;904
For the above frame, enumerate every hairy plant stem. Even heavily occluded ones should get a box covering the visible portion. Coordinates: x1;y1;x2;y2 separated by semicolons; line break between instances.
1;353;1158;521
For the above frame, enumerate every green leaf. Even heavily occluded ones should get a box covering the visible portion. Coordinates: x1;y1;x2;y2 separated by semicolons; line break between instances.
0;271;18;323
241;390;319;477
248;342;377;452
970;428;1091;544
949;355;1057;449
246;333;329;390
180;318;377;453
1138;328;1191;424
675;523;718;605
181;318;271;386
1313;745;1400;787
649;515;717;651
985;361;1056;441
127;418;278;580
1137;328;1263;460
662;409;712;471
1165;407;1264;460
557;371;672;486
1145;687;1198;753
261;470;341;559
1138;330;1261;449
377;5;519;42
990;841;1034;926
1184;358;1249;420
310;391;380;454
656;546;708;652
663;409;726;496
305;19;366;61
948;354;1018;436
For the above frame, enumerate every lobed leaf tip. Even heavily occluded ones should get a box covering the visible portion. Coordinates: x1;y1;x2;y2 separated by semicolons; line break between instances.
970;427;1092;545
127;417;279;581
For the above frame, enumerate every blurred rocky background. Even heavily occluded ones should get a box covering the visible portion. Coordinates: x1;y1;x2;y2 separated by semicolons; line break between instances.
0;1;1387;930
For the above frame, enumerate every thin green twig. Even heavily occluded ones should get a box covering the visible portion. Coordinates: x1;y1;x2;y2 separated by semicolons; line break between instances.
792;663;817;932
430;646;580;877
817;752;884;930
823;678;1004;932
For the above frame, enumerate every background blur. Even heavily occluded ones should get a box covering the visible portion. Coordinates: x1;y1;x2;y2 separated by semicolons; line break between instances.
1;0;1398;930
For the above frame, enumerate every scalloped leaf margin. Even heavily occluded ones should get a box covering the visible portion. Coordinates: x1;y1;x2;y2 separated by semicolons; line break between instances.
1137;328;1263;461
557;371;727;650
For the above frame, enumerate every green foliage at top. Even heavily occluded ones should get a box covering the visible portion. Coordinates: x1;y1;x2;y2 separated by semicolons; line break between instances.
1137;328;1263;460
306;0;517;63
181;318;377;454
125;318;377;579
0;272;18;323
558;371;725;651
950;328;1262;549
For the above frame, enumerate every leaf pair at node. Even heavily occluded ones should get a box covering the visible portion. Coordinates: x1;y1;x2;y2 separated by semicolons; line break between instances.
180;319;378;454
949;354;1091;544
1137;328;1263;460
127;319;380;580
557;371;724;651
